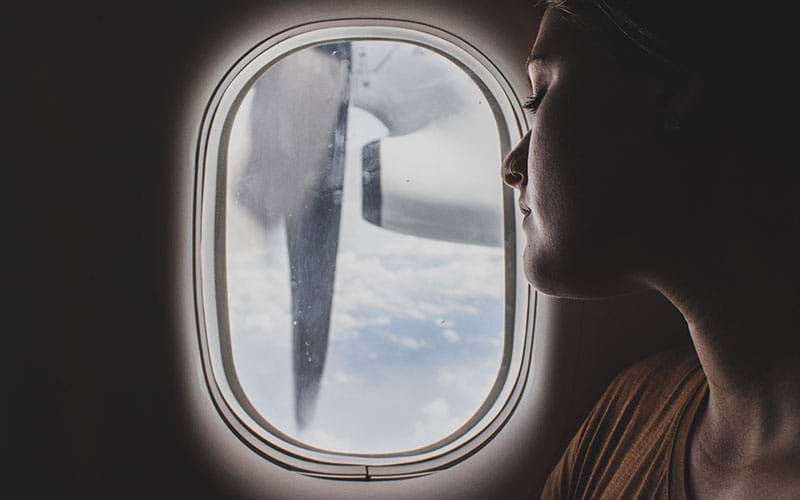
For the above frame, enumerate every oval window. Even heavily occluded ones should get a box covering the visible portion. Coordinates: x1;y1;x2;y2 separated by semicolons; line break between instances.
198;24;531;473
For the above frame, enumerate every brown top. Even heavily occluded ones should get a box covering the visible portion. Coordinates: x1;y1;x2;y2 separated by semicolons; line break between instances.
541;351;708;500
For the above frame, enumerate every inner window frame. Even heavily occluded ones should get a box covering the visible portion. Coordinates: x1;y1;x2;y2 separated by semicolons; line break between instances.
194;19;535;479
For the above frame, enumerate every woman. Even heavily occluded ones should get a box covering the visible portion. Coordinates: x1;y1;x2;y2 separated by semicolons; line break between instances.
501;1;800;498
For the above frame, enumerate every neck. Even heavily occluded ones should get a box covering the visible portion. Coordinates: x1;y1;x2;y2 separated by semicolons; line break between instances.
646;243;800;467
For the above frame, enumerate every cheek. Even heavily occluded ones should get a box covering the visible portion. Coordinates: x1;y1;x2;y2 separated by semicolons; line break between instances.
523;74;668;294
532;79;664;239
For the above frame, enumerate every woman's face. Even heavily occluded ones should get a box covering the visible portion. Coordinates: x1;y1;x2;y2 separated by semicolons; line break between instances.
503;8;689;298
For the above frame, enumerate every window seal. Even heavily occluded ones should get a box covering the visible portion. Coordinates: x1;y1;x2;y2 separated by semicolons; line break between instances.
193;18;535;479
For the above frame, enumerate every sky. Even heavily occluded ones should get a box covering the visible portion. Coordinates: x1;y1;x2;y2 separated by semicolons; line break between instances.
223;42;507;455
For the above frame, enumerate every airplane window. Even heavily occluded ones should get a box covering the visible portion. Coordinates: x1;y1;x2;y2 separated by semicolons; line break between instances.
198;25;530;474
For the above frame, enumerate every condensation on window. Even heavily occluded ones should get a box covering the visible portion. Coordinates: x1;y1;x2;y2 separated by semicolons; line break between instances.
224;40;506;454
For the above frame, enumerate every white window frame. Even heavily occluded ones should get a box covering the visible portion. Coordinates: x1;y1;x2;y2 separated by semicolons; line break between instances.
194;19;535;479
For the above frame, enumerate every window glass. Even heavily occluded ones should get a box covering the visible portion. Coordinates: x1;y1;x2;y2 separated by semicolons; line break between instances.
224;40;506;454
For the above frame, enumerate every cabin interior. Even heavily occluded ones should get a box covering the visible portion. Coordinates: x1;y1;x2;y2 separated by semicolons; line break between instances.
14;1;693;498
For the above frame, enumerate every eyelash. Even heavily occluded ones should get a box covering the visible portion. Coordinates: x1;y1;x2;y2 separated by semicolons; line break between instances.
523;90;546;115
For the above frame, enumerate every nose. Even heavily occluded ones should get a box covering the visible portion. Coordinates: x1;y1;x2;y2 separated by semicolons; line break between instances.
501;130;530;189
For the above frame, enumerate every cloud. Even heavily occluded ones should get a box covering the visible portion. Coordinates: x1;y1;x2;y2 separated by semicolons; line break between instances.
442;329;461;343
412;398;466;445
386;332;429;350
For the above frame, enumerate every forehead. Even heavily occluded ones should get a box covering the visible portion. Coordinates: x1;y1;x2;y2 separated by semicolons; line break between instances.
527;8;609;71
531;9;576;57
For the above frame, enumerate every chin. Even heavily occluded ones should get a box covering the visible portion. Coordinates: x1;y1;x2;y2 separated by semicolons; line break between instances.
523;241;638;300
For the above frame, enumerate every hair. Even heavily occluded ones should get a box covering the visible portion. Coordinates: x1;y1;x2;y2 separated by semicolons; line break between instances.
535;0;799;152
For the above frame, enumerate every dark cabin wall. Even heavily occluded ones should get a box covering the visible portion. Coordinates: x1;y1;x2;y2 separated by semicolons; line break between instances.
13;2;241;498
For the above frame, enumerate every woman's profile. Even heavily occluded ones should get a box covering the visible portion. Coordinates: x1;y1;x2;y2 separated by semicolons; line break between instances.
501;1;800;498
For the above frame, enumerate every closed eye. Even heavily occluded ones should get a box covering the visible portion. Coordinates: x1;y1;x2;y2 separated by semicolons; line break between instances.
523;89;546;115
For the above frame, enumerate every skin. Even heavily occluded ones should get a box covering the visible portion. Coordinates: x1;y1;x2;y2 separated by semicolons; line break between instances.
502;8;800;499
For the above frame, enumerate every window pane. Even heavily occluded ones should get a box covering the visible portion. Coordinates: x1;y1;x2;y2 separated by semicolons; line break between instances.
224;40;506;454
